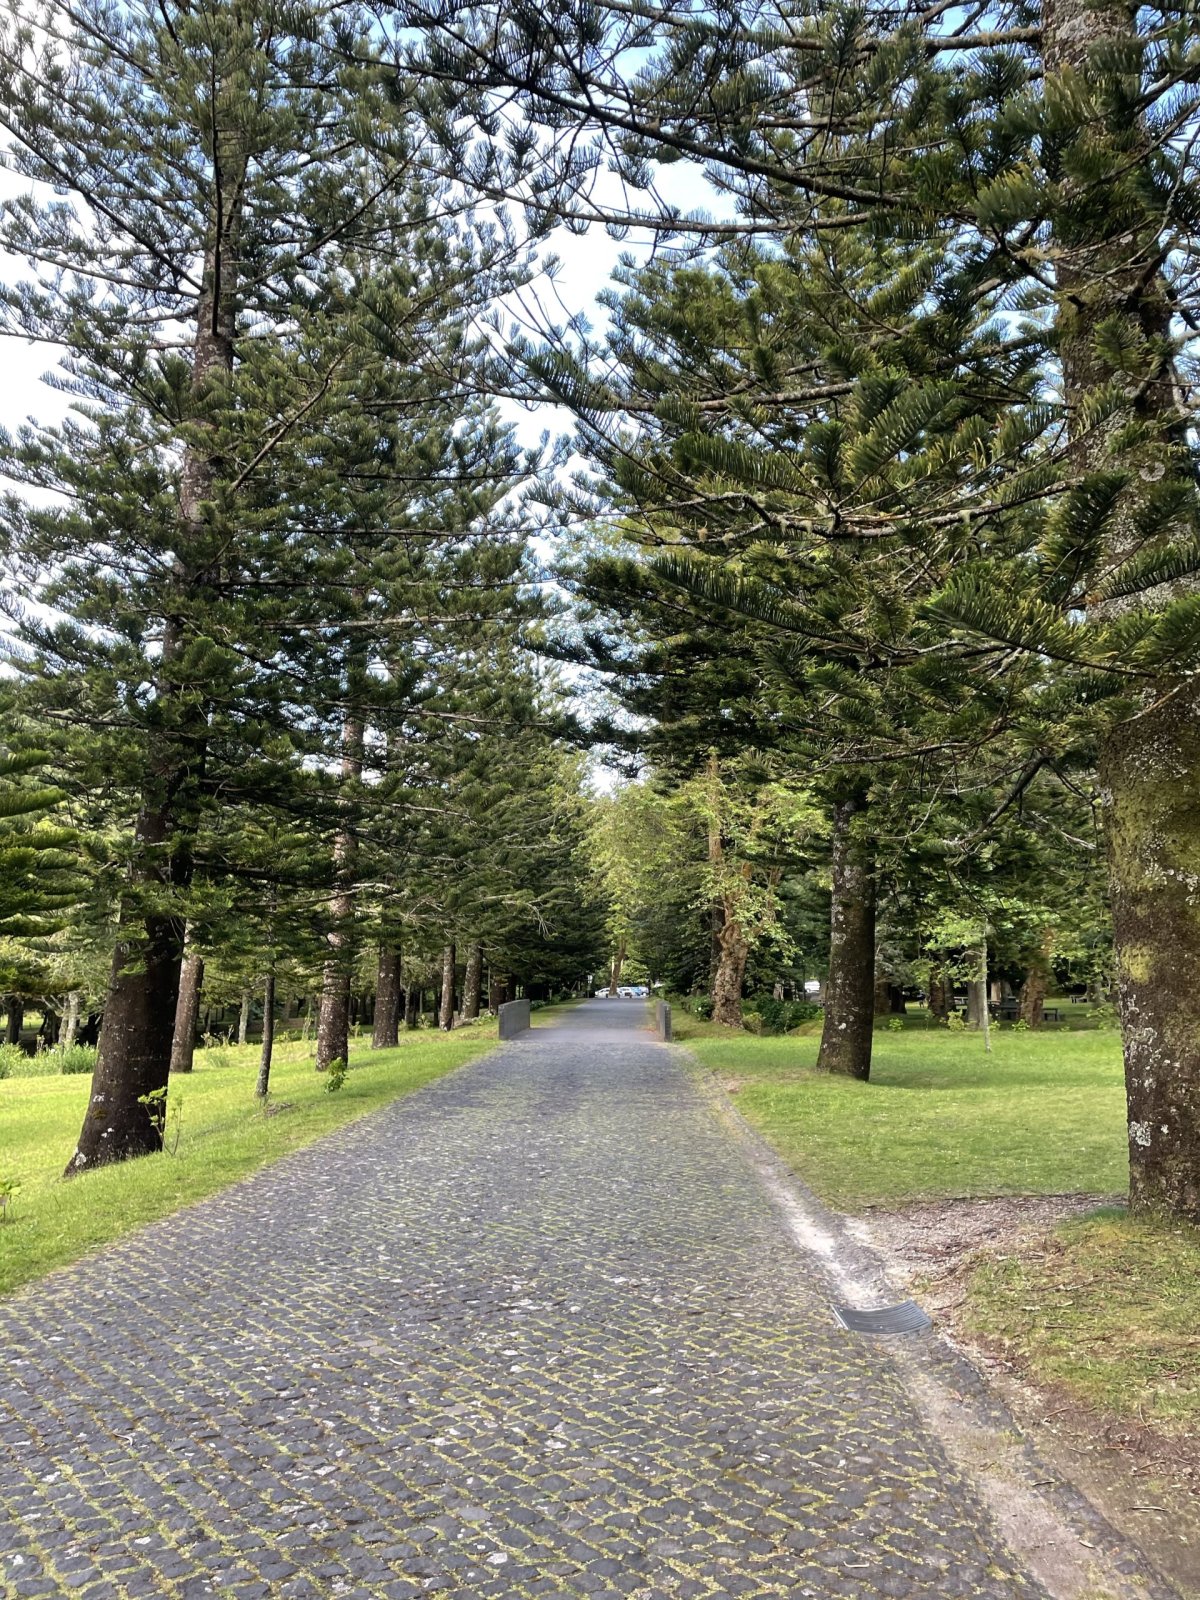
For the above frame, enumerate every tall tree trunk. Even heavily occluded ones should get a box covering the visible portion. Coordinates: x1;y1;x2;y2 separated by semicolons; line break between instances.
237;989;251;1047
1045;0;1199;1216
255;971;275;1100
66;155;244;1176
490;972;511;1011
372;945;402;1048
316;700;364;1073
1017;931;1053;1028
607;937;626;997
874;977;906;1015
462;942;483;1021
1101;706;1200;1217
4;997;22;1046
170;950;204;1075
404;983;419;1030
711;906;749;1027
966;976;986;1029
927;968;950;1022
438;942;456;1031
62;989;82;1049
816;790;876;1080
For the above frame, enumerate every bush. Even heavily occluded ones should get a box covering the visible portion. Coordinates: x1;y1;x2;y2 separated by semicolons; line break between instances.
741;996;823;1035
678;994;714;1020
55;1044;97;1075
0;1044;23;1080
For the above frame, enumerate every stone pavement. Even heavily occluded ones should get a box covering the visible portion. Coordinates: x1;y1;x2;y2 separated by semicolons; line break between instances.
1;1001;1049;1600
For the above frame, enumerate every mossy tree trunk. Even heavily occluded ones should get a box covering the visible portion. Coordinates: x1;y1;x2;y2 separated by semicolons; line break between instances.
815;790;876;1080
711;906;748;1027
1046;0;1200;1217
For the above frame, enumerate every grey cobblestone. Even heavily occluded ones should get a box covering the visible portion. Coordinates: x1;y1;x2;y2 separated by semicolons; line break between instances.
2;1001;1047;1598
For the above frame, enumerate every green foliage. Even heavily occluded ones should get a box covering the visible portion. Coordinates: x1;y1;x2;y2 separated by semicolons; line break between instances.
741;996;822;1034
54;1045;96;1076
0;1044;22;1080
324;1059;348;1094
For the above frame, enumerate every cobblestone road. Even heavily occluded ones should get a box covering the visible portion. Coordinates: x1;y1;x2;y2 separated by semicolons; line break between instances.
1;1001;1048;1600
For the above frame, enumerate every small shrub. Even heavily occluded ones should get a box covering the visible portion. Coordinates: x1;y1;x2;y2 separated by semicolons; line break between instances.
946;1012;966;1032
0;1044;22;1080
0;1175;20;1221
55;1044;97;1075
886;1016;904;1032
679;994;714;1020
325;1058;348;1093
1010;1018;1029;1033
742;996;823;1035
199;1034;234;1069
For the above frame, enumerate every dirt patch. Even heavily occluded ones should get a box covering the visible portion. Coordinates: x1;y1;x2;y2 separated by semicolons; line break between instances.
852;1193;1112;1309
855;1194;1200;1598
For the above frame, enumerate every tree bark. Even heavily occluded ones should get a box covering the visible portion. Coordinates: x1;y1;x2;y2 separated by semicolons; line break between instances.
462;942;483;1021
1017;931;1053;1028
255;971;275;1099
874;974;905;1016
372;945;402;1048
237;989;251;1047
816;790;876;1080
62;989;82;1049
490;972;511;1011
927;968;950;1022
966;976;986;1029
711;907;748;1027
170;951;204;1075
4;997;22;1046
1100;696;1200;1218
316;699;364;1073
66;142;243;1175
1044;0;1199;1216
404;983;419;1030
607;937;626;997
438;942;456;1030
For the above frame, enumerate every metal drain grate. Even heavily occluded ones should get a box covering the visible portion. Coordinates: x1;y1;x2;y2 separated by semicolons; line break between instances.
833;1299;932;1335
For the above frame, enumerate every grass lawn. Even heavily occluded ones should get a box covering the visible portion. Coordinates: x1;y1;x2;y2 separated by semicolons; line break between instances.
674;1012;1128;1208
0;1020;503;1298
964;1208;1200;1436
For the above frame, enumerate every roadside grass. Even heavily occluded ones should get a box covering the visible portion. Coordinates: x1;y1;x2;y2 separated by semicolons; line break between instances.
0;1021;499;1297
964;1210;1200;1436
672;1011;1128;1207
674;1008;1200;1439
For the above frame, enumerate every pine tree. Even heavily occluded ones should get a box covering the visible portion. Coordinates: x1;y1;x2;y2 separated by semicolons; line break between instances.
0;0;535;1168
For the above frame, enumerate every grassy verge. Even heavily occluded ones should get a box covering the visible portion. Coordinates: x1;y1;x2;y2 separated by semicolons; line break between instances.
672;1011;1127;1207
0;1022;498;1297
675;1009;1200;1441
964;1209;1200;1436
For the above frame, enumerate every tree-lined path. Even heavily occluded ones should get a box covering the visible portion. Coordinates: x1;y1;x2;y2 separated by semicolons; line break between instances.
1;1004;1046;1599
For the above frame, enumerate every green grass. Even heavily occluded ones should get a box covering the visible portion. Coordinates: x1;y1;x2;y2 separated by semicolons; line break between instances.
675;1010;1200;1435
674;1012;1128;1208
964;1210;1200;1435
0;1022;500;1297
